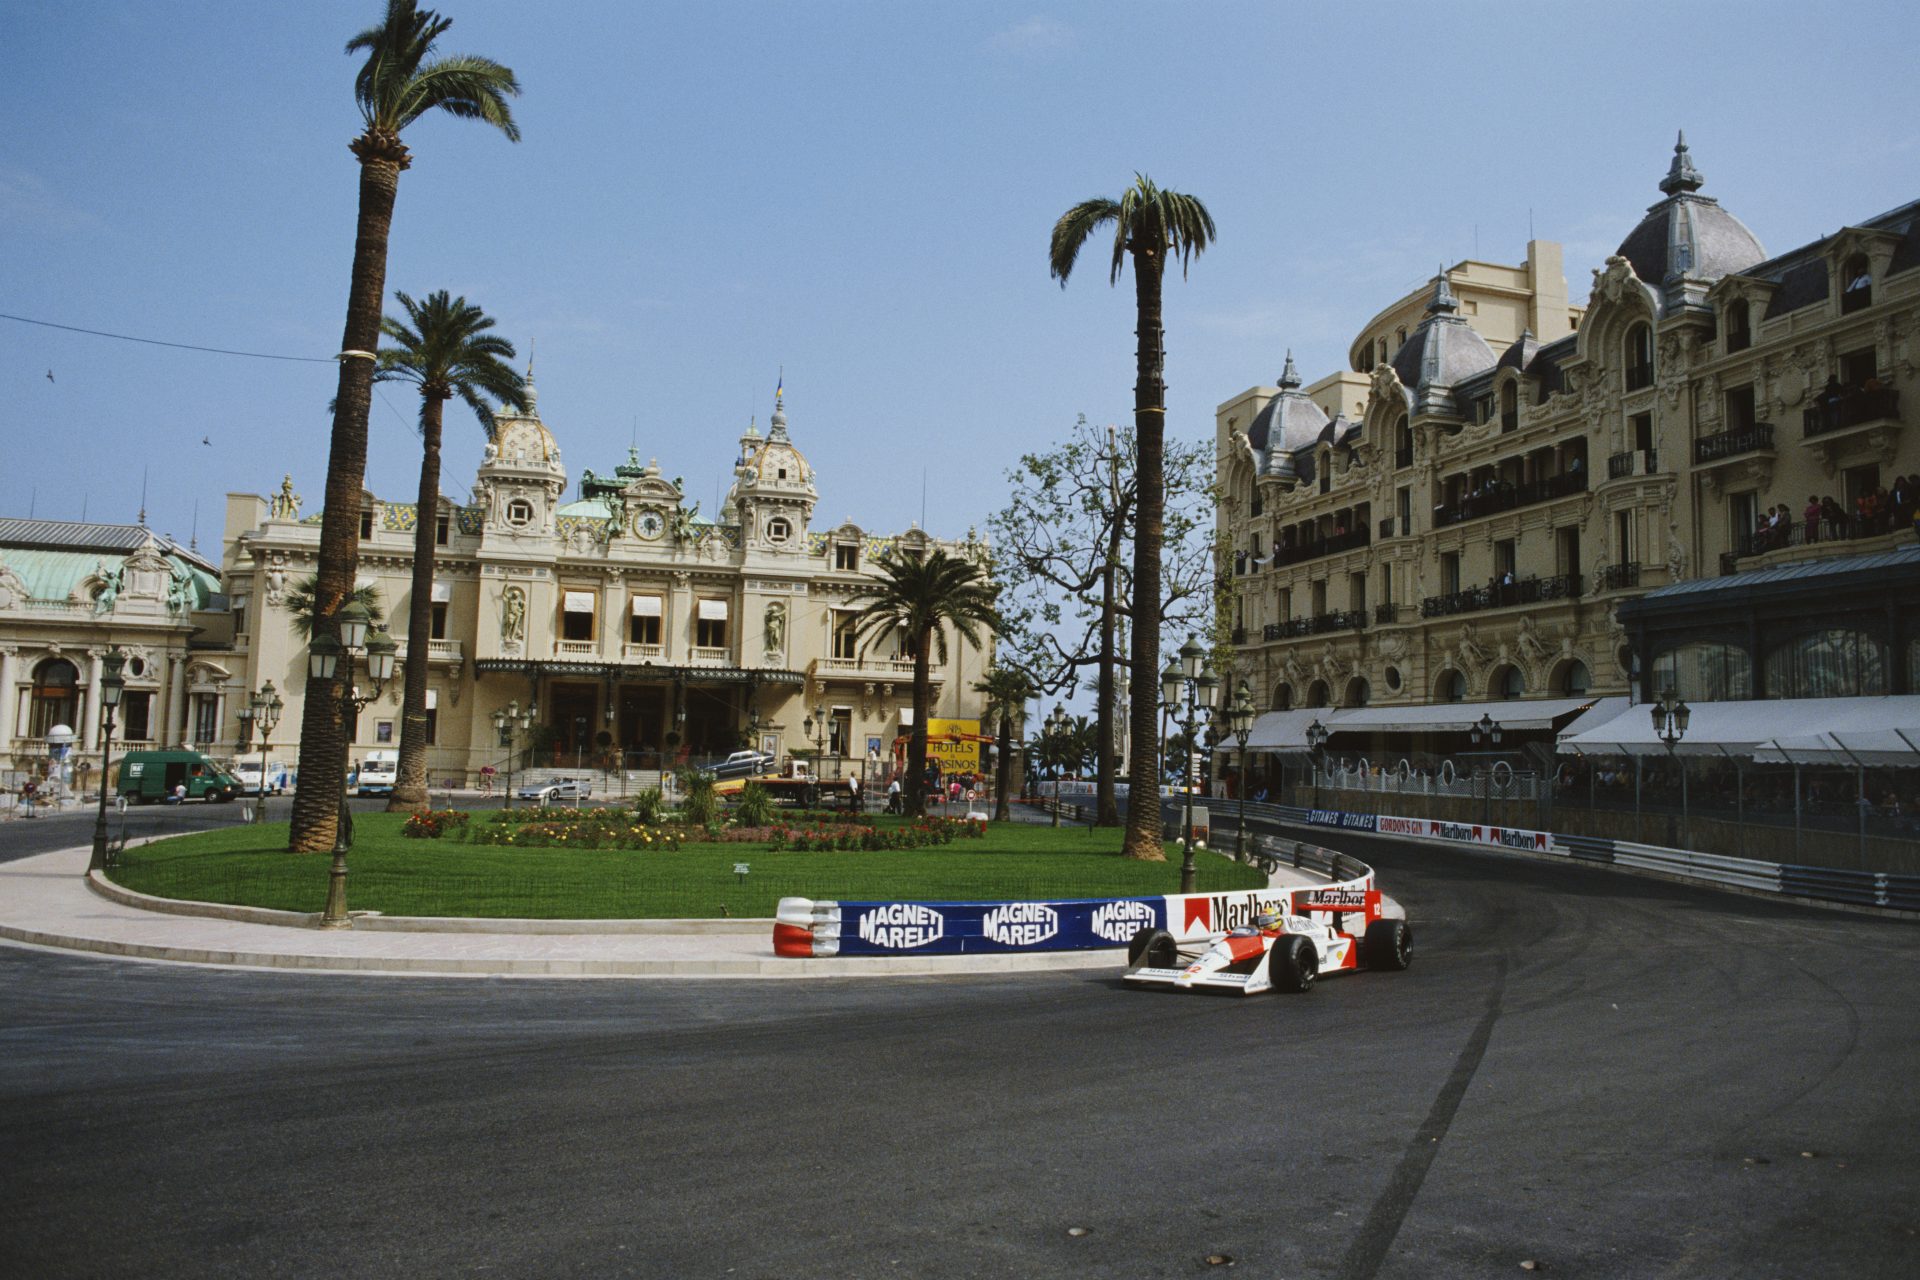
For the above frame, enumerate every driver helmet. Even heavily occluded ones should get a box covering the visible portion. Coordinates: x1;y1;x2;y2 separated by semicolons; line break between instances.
1254;905;1285;930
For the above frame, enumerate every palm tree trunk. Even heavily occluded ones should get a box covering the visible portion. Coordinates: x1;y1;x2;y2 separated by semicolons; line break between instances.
993;712;1012;822
388;392;447;813
289;139;406;852
1122;242;1167;862
906;631;932;819
1095;513;1121;826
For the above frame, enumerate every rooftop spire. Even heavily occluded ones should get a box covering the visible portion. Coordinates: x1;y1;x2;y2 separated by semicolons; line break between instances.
1277;349;1301;390
1426;265;1458;315
1659;129;1704;196
769;373;788;440
522;340;539;411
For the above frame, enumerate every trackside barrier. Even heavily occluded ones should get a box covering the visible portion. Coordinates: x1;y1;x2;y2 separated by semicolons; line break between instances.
772;847;1375;958
1228;797;1919;914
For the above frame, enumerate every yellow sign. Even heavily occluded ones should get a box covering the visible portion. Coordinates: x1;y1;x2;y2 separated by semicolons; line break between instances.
926;718;983;772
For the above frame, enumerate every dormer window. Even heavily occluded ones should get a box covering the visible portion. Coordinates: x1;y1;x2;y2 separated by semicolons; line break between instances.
1499;383;1518;433
766;516;791;544
835;543;859;571
359;507;375;539
1841;254;1872;314
777;467;788;480
436;512;451;545
1624;323;1654;392
1724;300;1751;353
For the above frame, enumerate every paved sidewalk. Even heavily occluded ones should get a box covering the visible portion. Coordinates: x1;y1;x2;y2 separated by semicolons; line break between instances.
0;845;1125;980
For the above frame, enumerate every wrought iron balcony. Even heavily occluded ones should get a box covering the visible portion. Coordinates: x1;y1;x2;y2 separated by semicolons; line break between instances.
1597;562;1641;591
1273;525;1371;567
1694;422;1773;465
1432;470;1588;528
1307;609;1366;634
1608;449;1659;479
1421;572;1583;618
1803;387;1899;439
1373;602;1400;625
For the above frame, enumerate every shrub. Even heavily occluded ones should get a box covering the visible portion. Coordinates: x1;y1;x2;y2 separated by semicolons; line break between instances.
678;767;719;827
402;810;470;839
735;781;773;828
630;787;665;825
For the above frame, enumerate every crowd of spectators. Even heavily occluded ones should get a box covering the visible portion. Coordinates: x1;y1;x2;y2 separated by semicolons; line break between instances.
1748;475;1919;553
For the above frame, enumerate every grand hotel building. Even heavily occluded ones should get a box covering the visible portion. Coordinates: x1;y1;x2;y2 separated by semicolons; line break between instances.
1217;135;1919;765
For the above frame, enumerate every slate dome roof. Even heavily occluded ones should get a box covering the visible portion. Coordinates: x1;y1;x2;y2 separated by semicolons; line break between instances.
1615;132;1765;286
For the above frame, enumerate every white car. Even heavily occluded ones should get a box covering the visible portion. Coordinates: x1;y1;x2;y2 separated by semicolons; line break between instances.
516;777;593;804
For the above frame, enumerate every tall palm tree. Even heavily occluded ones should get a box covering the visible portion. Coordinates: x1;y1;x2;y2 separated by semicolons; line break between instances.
290;0;520;852
285;574;385;640
972;664;1036;822
1051;174;1215;862
376;290;526;813
849;549;1001;819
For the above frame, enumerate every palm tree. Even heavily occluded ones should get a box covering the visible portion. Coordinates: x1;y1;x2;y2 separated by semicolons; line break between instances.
285;574;385;640
849;549;1001;818
1051;174;1215;861
972;664;1036;822
290;0;520;852
376;290;526;813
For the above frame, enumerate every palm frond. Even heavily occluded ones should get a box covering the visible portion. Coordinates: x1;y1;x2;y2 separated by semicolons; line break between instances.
347;2;519;141
1048;198;1120;287
394;55;522;139
376;288;524;437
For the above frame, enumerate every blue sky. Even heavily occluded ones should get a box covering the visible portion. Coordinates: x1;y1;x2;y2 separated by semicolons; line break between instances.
3;0;1912;553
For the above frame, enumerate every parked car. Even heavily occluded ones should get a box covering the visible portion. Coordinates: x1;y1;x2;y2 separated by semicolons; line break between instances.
516;776;593;804
705;750;776;780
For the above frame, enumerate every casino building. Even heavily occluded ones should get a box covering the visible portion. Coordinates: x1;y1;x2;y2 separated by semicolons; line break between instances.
1216;134;1920;776
215;380;992;783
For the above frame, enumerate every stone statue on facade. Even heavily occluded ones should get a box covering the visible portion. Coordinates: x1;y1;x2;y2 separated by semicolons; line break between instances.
268;475;302;521
501;586;526;644
764;602;786;657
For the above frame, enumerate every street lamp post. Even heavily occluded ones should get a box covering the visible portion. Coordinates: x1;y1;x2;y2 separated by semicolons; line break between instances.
87;648;127;874
248;681;282;824
1469;713;1504;822
307;601;397;929
1045;704;1070;827
1225;679;1254;858
1305;718;1330;812
492;699;536;812
1160;636;1219;895
1651;687;1691;835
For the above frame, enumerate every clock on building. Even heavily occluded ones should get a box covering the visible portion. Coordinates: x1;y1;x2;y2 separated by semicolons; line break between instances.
634;509;665;540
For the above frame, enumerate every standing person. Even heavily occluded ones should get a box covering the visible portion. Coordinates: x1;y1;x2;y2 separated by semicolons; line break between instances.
1804;494;1822;543
886;775;902;814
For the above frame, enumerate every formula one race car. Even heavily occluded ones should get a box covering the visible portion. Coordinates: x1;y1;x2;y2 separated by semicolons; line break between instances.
1123;900;1411;996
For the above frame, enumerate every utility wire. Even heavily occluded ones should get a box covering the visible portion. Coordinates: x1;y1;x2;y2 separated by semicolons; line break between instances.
1;310;336;363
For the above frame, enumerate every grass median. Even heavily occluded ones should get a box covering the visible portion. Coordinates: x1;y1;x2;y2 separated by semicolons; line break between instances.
108;813;1268;919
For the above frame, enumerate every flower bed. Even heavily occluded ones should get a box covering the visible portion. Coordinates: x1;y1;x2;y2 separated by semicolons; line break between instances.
466;820;685;850
401;810;471;839
768;817;987;852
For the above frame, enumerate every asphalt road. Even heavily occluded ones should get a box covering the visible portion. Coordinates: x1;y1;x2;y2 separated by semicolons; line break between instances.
1;831;1915;1278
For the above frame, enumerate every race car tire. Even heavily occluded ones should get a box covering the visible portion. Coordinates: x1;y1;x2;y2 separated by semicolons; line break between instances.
1364;918;1412;971
1127;927;1179;969
1271;936;1317;994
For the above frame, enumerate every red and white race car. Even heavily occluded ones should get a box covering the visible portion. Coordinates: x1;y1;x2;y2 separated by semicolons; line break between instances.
1123;896;1411;995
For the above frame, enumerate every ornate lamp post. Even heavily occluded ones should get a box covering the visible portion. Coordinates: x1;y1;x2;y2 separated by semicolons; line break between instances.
492;698;536;811
1470;712;1505;822
1160;636;1219;895
247;681;282;823
1305;717;1330;811
1651;687;1691;829
87;648;127;873
1225;678;1254;858
1045;704;1071;827
307;601;397;929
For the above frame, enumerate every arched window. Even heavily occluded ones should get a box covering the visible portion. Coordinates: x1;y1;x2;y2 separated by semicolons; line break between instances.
1624;323;1654;392
1764;627;1886;699
1272;683;1294;712
1395;415;1412;467
1652;641;1752;702
1394;326;1407;350
1555;659;1592;696
1344;677;1371;708
1499;381;1518;432
1305;680;1331;709
29;658;80;739
1436;669;1466;703
1841;254;1872;314
1491;664;1525;700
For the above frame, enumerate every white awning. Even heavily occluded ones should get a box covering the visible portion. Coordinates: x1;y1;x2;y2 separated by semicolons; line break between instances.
630;595;662;617
563;591;595;613
898;708;915;726
1559;695;1920;762
697;598;730;621
1554;696;1631;743
425;688;438;710
430;581;452;603
1332;696;1602;734
1245;709;1330;752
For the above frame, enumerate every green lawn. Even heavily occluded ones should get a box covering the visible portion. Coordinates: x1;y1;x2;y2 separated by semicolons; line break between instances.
108;814;1267;919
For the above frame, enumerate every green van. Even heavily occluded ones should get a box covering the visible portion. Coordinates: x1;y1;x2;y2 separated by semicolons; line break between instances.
117;751;242;804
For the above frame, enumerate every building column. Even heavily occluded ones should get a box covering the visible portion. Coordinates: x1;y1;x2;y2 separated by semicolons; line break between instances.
167;655;187;748
82;649;103;751
0;646;17;752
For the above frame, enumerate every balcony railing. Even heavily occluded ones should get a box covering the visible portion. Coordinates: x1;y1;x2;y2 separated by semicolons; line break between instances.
1597;562;1641;591
395;638;464;663
1373;602;1400;625
556;640;597;656
1307;609;1366;634
1803;387;1899;438
1732;511;1901;561
1273;525;1370;567
622;642;664;662
1421;572;1583;618
810;655;926;680
1433;470;1588;528
1608;449;1659;479
1694;422;1773;465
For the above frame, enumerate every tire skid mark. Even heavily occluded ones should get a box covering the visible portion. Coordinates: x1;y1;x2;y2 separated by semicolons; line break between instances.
1335;953;1508;1280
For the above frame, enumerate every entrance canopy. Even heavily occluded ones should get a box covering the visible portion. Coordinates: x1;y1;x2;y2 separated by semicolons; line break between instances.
1244;709;1326;753
1558;695;1920;763
1244;696;1604;752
